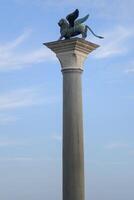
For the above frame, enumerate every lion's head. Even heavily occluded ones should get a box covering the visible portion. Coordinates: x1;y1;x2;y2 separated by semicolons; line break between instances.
58;19;68;27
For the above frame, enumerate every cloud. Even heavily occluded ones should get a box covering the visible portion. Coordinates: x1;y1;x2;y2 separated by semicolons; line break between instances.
0;86;60;125
0;136;32;149
0;29;31;52
0;139;23;147
126;69;134;73
11;157;33;161
92;26;134;59
105;142;129;149
0;30;55;71
0;114;18;125
124;61;134;73
129;150;134;155
0;88;42;110
0;157;33;162
87;0;134;20
15;0;134;20
0;87;59;110
51;134;62;142
97;161;128;166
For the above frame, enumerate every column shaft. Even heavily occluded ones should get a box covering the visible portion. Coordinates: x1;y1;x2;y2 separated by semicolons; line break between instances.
44;38;99;200
62;69;84;200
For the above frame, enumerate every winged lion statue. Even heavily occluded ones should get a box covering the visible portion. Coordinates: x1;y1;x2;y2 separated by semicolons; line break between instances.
58;9;104;40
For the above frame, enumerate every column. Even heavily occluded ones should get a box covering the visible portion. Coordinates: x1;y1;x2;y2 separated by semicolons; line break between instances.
44;38;99;200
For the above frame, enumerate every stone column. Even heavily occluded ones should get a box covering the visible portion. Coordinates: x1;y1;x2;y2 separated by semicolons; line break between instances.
44;38;99;200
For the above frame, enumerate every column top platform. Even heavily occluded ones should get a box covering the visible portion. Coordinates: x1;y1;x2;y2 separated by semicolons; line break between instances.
43;38;99;55
44;38;99;71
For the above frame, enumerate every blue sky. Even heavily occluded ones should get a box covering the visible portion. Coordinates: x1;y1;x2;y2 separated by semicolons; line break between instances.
0;0;134;199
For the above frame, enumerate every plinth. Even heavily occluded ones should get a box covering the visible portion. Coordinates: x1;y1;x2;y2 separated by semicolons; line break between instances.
44;38;99;200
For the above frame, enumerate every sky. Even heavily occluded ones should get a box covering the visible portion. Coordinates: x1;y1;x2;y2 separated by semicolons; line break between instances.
0;0;134;199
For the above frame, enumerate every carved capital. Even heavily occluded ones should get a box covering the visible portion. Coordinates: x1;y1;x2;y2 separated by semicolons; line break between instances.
44;38;99;71
56;51;88;71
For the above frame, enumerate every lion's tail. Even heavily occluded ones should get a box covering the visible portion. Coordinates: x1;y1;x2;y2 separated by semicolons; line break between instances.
75;14;89;25
86;25;104;39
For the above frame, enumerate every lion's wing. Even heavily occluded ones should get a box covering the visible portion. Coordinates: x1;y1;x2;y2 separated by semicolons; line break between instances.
66;9;79;27
75;14;89;25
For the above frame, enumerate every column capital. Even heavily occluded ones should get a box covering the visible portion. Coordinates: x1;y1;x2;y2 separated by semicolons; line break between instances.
44;38;99;71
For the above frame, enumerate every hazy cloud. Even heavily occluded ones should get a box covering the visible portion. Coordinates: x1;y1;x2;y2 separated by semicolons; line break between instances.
0;29;32;52
0;157;33;162
0;114;18;125
0;30;55;71
0;86;60;126
15;0;134;20
0;88;43;110
0;138;24;147
126;69;134;73
0;86;59;111
129;150;134;155
124;61;134;73
93;26;134;59
51;134;62;142
105;142;129;149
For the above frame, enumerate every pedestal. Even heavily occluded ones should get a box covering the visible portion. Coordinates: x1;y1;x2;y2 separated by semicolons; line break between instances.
44;38;99;200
